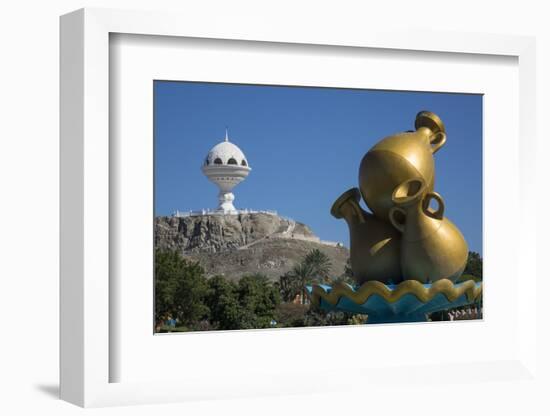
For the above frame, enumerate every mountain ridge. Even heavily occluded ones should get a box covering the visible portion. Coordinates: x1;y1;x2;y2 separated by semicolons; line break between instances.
155;212;349;281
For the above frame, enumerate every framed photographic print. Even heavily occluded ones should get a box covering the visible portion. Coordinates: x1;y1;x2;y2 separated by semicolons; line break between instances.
152;81;483;333
60;7;539;408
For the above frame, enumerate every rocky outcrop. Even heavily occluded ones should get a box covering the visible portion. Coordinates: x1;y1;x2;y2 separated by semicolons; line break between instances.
155;213;349;281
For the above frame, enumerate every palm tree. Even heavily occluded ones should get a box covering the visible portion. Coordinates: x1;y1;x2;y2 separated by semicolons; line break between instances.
276;250;334;305
303;249;332;283
290;249;332;304
278;272;301;303
291;261;315;305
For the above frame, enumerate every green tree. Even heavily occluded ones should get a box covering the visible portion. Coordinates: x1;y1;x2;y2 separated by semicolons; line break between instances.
205;274;280;330
155;249;210;328
290;261;316;304
237;274;280;328
277;271;301;302
303;249;332;282
284;249;333;304
463;251;483;280
205;276;242;330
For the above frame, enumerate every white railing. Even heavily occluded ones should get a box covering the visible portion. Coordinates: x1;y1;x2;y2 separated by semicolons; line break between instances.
170;209;343;247
172;208;278;217
319;240;344;247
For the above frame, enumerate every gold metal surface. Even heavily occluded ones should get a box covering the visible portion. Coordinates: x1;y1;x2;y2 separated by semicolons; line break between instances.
309;279;482;308
389;178;468;283
358;111;446;220
332;110;472;286
331;188;402;284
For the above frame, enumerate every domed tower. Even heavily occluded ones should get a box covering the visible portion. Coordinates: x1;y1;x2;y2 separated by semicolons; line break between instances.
201;129;251;213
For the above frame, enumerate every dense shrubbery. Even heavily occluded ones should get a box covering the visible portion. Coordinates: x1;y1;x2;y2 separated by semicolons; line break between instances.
155;249;280;332
156;247;471;332
457;251;483;283
206;274;280;330
463;251;483;280
155;250;209;329
273;302;365;327
154;248;356;332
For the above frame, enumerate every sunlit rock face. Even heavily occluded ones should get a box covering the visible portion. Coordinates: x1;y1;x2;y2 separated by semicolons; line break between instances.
155;212;349;281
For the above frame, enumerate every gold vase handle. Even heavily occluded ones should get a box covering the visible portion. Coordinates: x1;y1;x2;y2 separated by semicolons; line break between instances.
430;131;447;154
422;191;445;219
389;206;406;233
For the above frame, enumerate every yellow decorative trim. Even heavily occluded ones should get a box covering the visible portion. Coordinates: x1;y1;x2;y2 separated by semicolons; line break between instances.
309;279;482;308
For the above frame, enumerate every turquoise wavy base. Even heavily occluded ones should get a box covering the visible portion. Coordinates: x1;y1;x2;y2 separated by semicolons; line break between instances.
306;279;482;324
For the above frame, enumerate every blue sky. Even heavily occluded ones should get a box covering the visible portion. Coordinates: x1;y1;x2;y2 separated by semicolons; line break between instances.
154;81;483;254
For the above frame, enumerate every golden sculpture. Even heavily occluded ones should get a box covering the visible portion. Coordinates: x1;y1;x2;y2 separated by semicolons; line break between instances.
332;110;468;284
358;111;446;221
331;188;402;284
389;178;468;282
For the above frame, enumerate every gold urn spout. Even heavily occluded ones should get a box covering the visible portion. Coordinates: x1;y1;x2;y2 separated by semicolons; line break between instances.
330;188;366;225
331;188;402;285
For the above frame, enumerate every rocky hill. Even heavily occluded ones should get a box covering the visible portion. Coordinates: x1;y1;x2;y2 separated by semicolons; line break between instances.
155;212;349;281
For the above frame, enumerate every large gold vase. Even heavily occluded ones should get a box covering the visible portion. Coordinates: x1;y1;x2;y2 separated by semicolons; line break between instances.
359;111;446;221
331;188;402;284
388;178;468;283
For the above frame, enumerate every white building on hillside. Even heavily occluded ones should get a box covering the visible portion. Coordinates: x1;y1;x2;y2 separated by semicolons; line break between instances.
171;130;343;246
200;129;251;214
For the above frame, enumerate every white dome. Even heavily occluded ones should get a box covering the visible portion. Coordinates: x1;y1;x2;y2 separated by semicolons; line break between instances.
204;136;249;167
201;131;251;213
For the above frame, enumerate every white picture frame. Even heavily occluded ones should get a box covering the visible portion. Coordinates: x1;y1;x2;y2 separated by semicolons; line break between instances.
60;7;539;408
